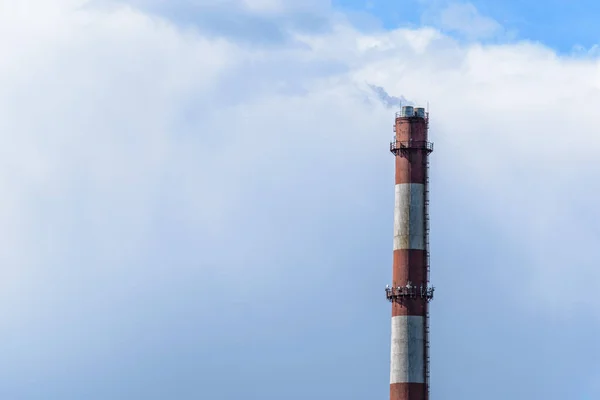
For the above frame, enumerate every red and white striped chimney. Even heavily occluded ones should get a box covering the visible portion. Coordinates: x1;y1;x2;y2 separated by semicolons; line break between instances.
386;105;434;400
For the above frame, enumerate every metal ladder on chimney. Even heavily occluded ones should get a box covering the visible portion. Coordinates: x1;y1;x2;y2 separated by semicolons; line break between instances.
423;154;431;400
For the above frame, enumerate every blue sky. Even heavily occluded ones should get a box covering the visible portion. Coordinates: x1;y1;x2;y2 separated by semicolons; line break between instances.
334;0;600;52
0;1;600;399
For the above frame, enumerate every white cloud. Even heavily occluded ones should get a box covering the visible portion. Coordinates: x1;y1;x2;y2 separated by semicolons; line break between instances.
347;31;600;312
1;0;600;355
0;1;239;320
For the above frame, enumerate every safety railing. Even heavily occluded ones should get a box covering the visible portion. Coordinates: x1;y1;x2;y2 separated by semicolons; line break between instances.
385;285;435;302
390;140;434;154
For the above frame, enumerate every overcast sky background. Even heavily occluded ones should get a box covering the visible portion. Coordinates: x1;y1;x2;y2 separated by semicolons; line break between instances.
1;1;600;399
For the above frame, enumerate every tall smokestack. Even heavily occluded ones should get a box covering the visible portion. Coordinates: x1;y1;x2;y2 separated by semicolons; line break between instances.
386;105;434;400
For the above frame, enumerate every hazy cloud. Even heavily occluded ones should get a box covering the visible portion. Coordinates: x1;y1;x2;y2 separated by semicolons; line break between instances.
418;1;514;41
98;0;333;45
439;3;503;38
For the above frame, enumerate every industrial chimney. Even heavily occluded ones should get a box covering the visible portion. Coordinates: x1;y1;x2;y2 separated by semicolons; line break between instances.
385;105;434;400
